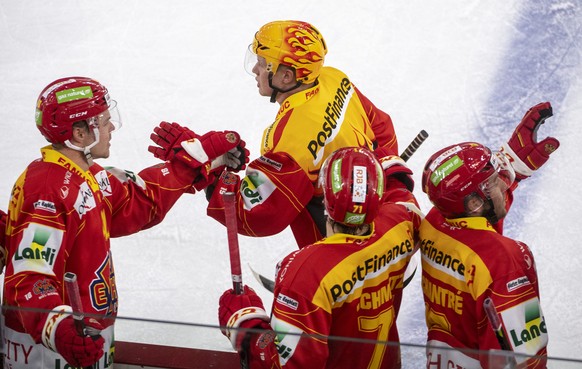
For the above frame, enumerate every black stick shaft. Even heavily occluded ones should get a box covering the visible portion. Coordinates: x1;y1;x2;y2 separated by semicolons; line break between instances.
400;130;429;162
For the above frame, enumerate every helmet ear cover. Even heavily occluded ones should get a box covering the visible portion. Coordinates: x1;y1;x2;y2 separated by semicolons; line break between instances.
319;147;384;226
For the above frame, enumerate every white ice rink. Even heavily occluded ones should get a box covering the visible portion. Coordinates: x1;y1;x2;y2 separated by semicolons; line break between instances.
0;0;581;363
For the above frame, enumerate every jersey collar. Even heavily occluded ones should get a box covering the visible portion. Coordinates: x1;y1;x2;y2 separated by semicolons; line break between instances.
41;145;100;193
444;216;498;232
275;83;320;121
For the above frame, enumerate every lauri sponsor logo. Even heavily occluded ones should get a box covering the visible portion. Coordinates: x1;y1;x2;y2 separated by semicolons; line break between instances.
510;316;547;347
15;246;57;265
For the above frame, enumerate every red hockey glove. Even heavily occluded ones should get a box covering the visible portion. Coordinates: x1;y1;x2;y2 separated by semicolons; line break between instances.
501;102;560;180
148;121;198;162
192;138;248;191
374;148;415;192
54;316;105;367
218;285;269;351
210;140;250;173
148;122;244;175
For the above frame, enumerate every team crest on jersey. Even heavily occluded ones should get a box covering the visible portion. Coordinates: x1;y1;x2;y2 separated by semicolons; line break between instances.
13;223;63;275
74;182;97;218
90;253;118;314
33;278;58;299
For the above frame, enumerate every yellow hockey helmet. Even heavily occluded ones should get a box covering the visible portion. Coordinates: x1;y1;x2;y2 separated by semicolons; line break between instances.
252;20;327;84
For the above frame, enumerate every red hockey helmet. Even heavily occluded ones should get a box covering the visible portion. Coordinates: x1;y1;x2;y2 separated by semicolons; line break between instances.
35;77;117;144
422;142;515;218
319;147;384;226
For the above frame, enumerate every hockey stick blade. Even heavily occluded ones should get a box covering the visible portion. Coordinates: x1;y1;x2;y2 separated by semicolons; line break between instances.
400;129;429;162
402;252;420;288
249;264;275;293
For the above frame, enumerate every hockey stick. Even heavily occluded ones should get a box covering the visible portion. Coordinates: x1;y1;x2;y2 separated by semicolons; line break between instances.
249;264;275;293
222;192;251;369
64;272;101;369
397;130;428;287
483;297;517;368
400;129;429;162
223;192;244;295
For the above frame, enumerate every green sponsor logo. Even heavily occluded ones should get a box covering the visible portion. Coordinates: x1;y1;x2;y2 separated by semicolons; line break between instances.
35;109;42;126
14;227;56;265
376;164;384;198
331;158;342;193
430;155;463;186
344;212;365;225
55;86;93;103
510;303;547;347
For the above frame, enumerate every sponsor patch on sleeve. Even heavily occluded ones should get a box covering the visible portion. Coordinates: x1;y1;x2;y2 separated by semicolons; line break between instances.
276;293;299;310
13;223;63;275
506;276;530;292
258;156;283;171
33;199;56;213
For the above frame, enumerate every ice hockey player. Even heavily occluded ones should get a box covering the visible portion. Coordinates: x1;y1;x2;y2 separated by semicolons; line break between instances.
2;76;247;368
419;102;558;368
204;20;409;248
218;147;422;369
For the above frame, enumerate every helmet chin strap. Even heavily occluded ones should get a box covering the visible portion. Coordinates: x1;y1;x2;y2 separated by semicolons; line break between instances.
268;72;302;103
64;126;100;167
483;198;499;225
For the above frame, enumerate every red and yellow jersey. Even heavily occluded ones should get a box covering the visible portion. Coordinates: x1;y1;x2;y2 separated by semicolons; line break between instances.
247;201;421;369
208;66;398;248
2;146;195;368
419;207;547;369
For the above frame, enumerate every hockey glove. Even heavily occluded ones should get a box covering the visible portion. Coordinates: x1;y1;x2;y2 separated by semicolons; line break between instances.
218;285;270;351
501;102;560;180
148;121;198;162
210;140;249;173
374;148;415;192
193;134;249;191
54;316;105;367
149;121;245;174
